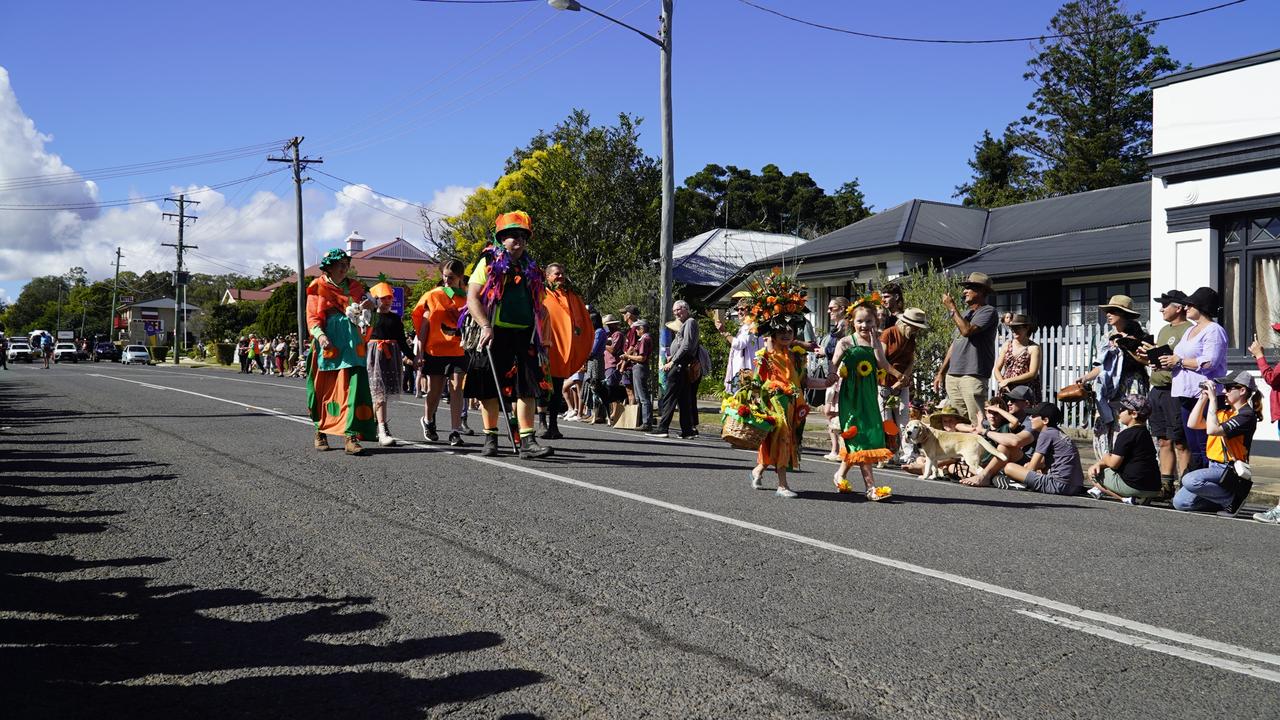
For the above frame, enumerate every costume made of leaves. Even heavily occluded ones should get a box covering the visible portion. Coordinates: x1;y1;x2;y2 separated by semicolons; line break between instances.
754;345;811;471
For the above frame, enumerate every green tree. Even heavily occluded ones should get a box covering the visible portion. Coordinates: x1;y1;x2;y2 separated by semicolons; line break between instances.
675;164;871;241
891;264;965;408
1008;0;1179;195
203;302;260;342
954;129;1043;208
255;283;298;339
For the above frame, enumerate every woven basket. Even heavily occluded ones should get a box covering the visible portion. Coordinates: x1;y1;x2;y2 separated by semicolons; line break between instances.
721;413;771;450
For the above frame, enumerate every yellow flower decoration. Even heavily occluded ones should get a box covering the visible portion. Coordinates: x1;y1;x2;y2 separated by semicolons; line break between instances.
856;359;874;377
876;368;887;383
838;364;849;379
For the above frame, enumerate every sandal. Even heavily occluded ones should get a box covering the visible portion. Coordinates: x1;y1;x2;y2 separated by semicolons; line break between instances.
866;486;892;502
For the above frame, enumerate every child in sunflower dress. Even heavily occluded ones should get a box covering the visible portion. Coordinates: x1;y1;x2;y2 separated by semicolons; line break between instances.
833;301;903;501
748;320;835;498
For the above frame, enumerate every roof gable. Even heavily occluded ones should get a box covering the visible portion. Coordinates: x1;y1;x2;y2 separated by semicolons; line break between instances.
673;228;808;286
355;237;433;262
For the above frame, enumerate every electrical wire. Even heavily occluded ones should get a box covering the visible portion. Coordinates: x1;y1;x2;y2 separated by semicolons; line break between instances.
310;177;429;229
189;172;293;246
314;3;544;151
322;0;640;158
312;169;450;217
732;0;1249;44
0;139;290;192
0;168;288;211
315;0;580;156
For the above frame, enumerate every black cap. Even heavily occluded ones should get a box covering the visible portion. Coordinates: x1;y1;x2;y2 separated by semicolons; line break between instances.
1029;402;1061;426
1184;286;1220;317
1154;289;1189;306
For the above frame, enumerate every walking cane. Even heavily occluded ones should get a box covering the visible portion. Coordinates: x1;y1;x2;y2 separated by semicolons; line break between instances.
485;344;522;452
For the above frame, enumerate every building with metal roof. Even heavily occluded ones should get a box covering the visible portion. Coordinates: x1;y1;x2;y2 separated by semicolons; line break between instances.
673;228;807;295
705;183;1151;333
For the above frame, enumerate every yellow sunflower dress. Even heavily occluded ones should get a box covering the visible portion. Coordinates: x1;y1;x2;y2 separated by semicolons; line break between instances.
836;343;893;465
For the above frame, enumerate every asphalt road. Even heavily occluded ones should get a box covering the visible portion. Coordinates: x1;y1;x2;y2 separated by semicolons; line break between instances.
3;362;1279;719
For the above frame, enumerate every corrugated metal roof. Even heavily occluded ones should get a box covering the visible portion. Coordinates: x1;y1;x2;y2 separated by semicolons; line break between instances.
983;182;1149;244
950;221;1150;276
780;202;912;259
673;228;807;286
910;201;988;250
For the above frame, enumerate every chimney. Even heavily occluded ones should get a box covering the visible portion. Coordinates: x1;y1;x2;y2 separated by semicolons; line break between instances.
345;230;365;254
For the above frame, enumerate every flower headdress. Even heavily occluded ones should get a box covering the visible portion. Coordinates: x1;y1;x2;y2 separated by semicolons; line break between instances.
742;266;808;333
843;290;882;322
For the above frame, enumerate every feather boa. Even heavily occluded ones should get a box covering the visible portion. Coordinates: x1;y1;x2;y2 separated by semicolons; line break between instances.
466;245;547;345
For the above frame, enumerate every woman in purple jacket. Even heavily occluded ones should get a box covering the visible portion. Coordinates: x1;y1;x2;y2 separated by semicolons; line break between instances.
1159;287;1228;471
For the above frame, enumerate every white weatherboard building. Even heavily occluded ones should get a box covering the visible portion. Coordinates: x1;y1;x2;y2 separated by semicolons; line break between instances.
1148;49;1280;454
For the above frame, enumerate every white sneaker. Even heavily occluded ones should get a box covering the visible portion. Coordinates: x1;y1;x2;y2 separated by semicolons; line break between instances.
750;473;765;490
563;412;579;422
1253;506;1280;524
378;423;396;447
1087;486;1104;500
822;452;841;461
774;487;798;499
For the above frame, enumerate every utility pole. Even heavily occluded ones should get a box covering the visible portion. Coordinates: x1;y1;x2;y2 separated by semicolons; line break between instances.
108;247;124;340
268;137;322;347
163;195;199;365
657;0;675;381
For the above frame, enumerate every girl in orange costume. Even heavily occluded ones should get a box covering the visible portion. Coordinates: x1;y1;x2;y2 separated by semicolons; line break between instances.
748;318;834;498
307;249;377;455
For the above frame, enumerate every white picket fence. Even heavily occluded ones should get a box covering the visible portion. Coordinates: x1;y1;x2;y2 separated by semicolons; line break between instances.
994;325;1107;430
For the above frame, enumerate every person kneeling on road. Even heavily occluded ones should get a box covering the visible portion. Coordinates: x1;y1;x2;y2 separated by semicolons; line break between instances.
1173;371;1258;514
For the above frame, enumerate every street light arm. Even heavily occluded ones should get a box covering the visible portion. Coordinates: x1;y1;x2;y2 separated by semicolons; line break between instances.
551;0;662;46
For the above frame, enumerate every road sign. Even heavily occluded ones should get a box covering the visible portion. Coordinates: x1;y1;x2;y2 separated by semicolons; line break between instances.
121;295;135;304
143;320;163;336
57;331;74;340
392;286;405;317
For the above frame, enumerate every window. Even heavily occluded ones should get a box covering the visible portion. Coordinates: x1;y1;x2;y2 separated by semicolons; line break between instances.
994;290;1026;319
1219;212;1280;353
1064;281;1149;327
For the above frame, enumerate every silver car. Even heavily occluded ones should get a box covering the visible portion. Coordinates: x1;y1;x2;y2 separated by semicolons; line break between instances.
121;345;152;365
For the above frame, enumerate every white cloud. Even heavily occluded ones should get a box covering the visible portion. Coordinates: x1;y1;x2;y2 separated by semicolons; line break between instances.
0;66;475;286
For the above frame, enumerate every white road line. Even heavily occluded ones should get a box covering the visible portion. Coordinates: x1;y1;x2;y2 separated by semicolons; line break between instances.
1016;610;1280;684
89;372;1280;682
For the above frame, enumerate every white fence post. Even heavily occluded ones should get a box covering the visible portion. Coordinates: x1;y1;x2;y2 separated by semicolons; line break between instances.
992;324;1103;430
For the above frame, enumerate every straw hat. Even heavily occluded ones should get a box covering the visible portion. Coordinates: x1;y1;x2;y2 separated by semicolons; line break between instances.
602;314;621;328
1097;295;1140;317
899;307;928;329
927;405;967;429
960;272;992;292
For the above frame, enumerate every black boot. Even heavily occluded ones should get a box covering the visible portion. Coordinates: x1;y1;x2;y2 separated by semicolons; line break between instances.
481;432;499;457
519;435;554;460
542;417;563;440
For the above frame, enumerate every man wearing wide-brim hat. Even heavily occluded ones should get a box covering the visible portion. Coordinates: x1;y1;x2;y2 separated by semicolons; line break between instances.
935;272;999;424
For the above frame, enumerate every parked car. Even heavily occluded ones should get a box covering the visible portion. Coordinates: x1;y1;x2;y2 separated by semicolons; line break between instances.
121;345;152;365
92;341;120;362
53;342;79;363
6;341;33;363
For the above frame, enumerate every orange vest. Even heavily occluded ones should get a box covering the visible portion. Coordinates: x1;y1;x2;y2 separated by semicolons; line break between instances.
541;286;593;378
412;286;466;358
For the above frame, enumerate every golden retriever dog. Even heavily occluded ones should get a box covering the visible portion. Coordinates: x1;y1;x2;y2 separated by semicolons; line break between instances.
902;420;1007;480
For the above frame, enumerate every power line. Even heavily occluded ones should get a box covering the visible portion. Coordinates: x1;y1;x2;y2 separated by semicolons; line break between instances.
322;0;641;158
0;168;287;211
309;177;430;229
732;0;1249;45
312;169;449;217
0;139;290;191
314;2;544;151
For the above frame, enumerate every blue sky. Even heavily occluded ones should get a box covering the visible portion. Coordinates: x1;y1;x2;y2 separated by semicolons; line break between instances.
1;0;1276;304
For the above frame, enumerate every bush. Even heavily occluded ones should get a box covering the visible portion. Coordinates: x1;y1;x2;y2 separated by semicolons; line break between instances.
150;346;169;363
211;342;236;365
892;263;964;409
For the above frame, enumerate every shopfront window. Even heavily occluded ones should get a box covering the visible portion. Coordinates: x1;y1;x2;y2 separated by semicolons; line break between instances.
1064;281;1149;327
1220;213;1280;352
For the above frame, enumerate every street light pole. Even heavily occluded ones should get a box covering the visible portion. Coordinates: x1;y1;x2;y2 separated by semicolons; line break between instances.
547;0;674;376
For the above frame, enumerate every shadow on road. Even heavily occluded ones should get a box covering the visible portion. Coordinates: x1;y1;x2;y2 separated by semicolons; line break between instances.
0;380;544;718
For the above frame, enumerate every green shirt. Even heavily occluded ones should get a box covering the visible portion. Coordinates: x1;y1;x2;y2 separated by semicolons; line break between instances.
468;257;533;329
1150;321;1191;388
